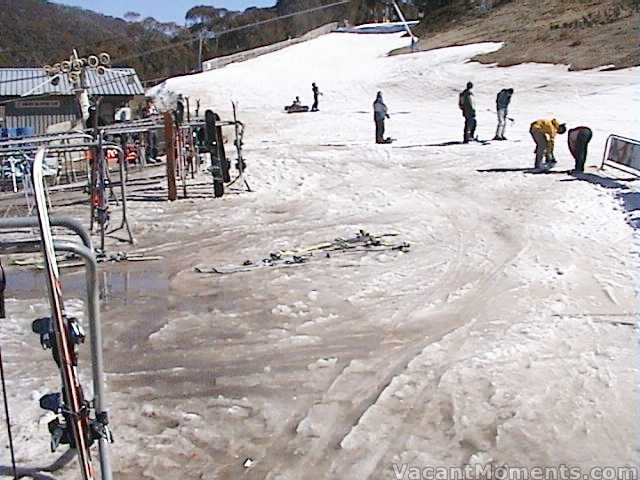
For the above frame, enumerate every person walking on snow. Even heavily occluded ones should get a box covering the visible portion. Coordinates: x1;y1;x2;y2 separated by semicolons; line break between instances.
530;118;567;170
374;91;390;144
568;126;593;174
459;82;476;143
311;83;323;112
494;88;513;140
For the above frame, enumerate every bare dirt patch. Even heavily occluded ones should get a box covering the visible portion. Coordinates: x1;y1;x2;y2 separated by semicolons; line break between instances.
393;0;639;71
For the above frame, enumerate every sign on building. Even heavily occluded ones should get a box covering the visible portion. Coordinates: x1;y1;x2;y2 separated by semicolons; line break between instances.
14;100;61;109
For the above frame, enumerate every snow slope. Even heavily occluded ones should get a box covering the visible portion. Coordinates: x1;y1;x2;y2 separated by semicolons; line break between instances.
2;32;638;479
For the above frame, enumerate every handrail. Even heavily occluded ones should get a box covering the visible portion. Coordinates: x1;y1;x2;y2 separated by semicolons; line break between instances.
0;233;111;480
601;134;640;175
0;215;92;250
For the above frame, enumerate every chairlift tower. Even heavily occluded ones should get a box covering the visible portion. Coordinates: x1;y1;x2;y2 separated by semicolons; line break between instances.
388;0;419;49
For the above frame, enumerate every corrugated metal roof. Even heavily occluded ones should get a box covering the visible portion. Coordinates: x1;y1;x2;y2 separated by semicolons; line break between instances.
0;68;144;97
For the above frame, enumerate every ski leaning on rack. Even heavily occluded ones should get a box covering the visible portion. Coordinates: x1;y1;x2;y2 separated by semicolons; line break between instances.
195;230;411;274
32;148;99;480
231;101;251;192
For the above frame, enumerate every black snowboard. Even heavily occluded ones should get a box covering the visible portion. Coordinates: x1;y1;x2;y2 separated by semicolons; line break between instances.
285;105;310;113
205;110;224;198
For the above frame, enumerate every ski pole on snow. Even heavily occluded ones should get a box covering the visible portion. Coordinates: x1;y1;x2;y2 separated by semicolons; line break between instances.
486;109;515;123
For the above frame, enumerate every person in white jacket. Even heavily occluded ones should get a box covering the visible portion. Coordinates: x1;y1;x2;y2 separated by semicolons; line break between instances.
373;91;390;144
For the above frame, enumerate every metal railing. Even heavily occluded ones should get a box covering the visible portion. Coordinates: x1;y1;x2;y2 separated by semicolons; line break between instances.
0;215;112;480
601;134;640;175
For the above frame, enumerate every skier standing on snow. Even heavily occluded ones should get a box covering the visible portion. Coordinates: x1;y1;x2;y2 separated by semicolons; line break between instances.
374;91;390;144
459;82;476;143
311;83;323;112
494;88;513;140
567;126;593;174
529;118;567;170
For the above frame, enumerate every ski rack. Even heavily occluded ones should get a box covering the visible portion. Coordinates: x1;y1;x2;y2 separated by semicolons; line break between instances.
230;102;251;192
216;114;251;192
101;117;166;172
163;114;212;200
0;212;113;480
0;135;135;254
97;110;251;200
101;116;202;201
199;105;251;198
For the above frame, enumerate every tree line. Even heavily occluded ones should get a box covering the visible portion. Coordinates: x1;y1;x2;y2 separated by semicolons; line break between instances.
0;0;422;84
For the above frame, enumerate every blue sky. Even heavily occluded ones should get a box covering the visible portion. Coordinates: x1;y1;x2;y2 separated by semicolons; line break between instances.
50;0;277;24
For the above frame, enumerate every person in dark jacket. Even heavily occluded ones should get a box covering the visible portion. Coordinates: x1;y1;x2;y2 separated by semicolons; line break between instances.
458;82;476;143
311;83;322;112
568;126;593;174
494;88;513;140
175;94;185;125
373;91;390;144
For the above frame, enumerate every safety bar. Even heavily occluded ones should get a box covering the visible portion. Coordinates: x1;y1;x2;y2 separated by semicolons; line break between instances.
0;215;92;250
0;141;123;156
0;132;93;147
601;134;640;175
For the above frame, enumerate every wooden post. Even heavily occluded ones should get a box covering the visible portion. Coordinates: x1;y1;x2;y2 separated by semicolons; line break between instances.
164;112;177;201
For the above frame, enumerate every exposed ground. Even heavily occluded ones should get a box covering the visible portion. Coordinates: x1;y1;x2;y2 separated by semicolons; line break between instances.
0;32;639;479
393;0;640;71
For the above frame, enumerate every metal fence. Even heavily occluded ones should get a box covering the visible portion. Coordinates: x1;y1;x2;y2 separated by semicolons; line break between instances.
601;134;640;175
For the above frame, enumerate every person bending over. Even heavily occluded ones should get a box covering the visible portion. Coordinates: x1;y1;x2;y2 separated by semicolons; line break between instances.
530;118;567;170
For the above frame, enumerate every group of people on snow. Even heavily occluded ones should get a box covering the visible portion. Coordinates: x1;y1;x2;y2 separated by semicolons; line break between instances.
458;82;592;172
373;82;592;173
530;120;593;174
286;83;323;113
457;82;514;143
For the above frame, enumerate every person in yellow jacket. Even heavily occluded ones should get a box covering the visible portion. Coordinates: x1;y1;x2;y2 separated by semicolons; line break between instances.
530;118;567;170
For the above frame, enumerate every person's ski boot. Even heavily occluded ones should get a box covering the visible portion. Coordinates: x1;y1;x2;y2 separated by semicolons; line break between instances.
545;157;557;170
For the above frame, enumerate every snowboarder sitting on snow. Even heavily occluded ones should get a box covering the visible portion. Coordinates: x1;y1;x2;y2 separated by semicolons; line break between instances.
529;118;567;170
567;126;593;174
311;83;323;112
286;97;301;109
374;91;390;144
459;82;477;143
494;88;513;141
285;97;309;113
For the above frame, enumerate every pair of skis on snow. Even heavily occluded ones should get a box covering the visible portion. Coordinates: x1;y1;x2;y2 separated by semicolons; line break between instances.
195;230;410;274
29;149;112;480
